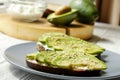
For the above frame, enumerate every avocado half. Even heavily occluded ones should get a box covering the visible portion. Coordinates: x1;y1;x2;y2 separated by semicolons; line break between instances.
47;9;78;26
69;0;99;24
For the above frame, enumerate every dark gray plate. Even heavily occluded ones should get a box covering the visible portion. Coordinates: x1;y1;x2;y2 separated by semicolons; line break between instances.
3;42;120;80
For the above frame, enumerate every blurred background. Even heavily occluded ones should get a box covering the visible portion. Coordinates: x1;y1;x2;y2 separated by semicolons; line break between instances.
48;0;120;26
96;0;120;26
0;0;120;26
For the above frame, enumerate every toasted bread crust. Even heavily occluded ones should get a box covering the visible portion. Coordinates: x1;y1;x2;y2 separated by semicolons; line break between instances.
26;60;101;76
37;44;46;51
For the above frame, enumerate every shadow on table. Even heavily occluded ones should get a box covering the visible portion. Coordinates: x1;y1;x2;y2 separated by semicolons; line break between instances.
88;35;114;44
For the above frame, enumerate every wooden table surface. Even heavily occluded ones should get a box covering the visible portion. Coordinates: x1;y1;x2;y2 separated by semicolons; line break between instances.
0;22;120;80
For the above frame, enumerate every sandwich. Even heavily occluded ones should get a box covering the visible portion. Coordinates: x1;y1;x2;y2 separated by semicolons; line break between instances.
26;50;107;76
37;33;105;57
26;32;107;76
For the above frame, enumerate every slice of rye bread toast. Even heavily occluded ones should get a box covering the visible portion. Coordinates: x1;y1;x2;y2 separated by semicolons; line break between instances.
37;33;105;58
26;51;107;76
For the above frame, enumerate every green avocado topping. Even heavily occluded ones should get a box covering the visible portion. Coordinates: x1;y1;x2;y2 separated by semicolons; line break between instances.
26;33;107;71
27;51;107;70
41;33;105;55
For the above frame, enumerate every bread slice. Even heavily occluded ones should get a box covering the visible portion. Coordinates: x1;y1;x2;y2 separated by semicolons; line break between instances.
37;33;105;56
26;51;107;76
26;59;100;76
26;33;106;76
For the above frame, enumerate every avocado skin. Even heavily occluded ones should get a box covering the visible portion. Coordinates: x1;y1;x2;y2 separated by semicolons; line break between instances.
70;0;99;24
47;9;78;26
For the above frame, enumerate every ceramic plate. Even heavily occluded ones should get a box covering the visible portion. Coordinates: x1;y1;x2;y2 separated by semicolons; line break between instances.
4;42;120;80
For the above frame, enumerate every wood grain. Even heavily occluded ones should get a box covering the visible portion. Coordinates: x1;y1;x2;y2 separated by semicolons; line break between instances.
0;4;94;41
0;13;94;41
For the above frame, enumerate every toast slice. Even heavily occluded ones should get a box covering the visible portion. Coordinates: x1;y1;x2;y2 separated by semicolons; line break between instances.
37;33;105;56
26;51;107;76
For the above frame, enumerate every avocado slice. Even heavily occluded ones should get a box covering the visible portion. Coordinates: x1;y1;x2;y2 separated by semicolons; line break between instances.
36;51;56;64
35;51;107;70
49;51;107;70
45;35;81;51
69;39;105;55
46;36;105;55
38;32;67;43
36;51;48;63
37;33;68;51
46;36;70;51
26;53;38;60
38;33;105;55
49;51;85;69
47;9;78;26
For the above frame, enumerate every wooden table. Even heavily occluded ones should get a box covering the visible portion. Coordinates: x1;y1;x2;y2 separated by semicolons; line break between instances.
0;22;120;80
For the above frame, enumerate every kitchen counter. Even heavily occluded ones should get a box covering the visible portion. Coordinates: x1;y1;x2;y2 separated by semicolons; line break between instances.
0;22;120;80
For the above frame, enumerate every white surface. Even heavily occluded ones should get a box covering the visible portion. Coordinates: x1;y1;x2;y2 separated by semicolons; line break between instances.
0;0;8;3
